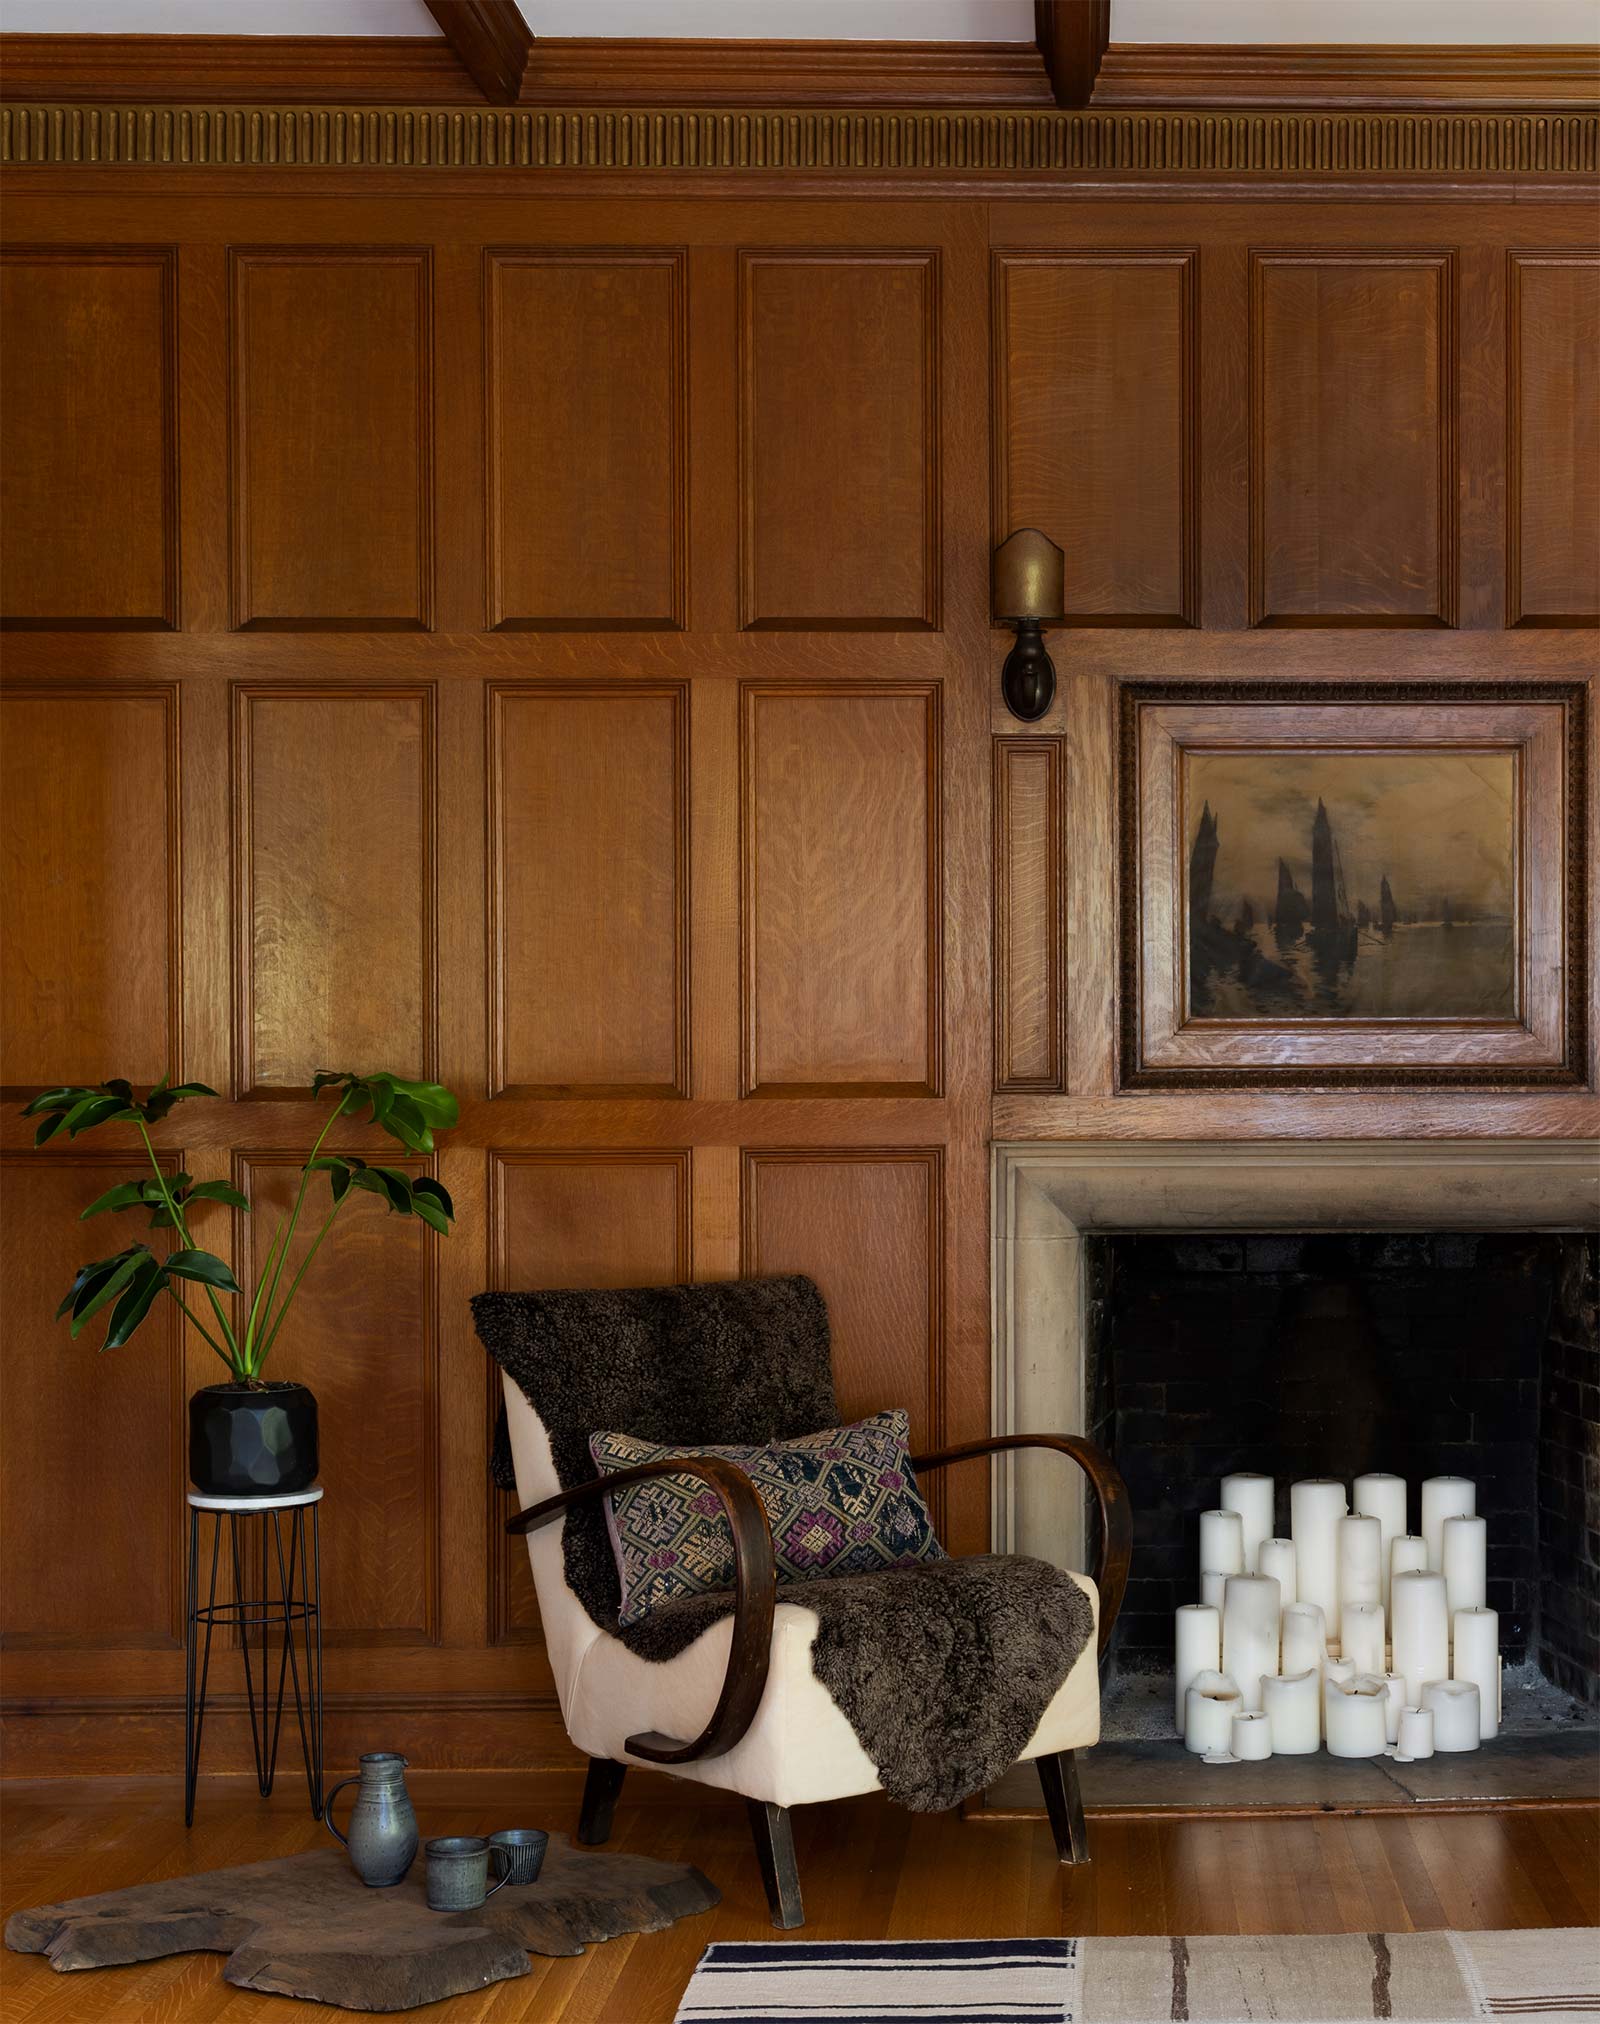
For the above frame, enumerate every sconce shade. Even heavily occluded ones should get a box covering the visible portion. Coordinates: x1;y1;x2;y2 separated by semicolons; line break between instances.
993;528;1065;621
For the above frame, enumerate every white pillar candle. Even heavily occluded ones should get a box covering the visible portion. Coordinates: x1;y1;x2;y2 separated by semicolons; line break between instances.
1441;1515;1488;1622
1421;1477;1475;1571
1200;1507;1245;1575
1325;1674;1389;1758
1185;1670;1242;1756
1200;1569;1228;1611
1390;1534;1429;1588
1174;1603;1221;1737
1397;1705;1434;1760
1220;1473;1274;1576
1382;1673;1407;1744
1231;1710;1273;1762
1352;1473;1408;1609
1258;1537;1297;1607
1281;1601;1327;1678
1422;1678;1481;1753
1262;1668;1320;1755
1222;1574;1280;1713
1338;1513;1382;1610
1290;1478;1346;1630
1341;1601;1386;1678
1391;1570;1450;1704
1452;1606;1500;1742
1321;1654;1357;1739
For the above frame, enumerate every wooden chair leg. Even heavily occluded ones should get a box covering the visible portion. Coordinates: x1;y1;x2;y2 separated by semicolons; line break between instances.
1036;1749;1090;1865
746;1798;805;1929
577;1757;627;1846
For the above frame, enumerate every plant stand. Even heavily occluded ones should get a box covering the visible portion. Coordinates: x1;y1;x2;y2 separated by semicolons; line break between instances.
186;1486;324;1828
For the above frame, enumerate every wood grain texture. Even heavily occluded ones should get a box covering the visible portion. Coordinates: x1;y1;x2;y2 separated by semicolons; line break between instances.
742;684;942;1098
1035;0;1111;109
488;683;688;1098
994;736;1065;1093
0;247;176;628
232;685;436;1097
993;251;1196;625
1092;42;1600;109
0;685;179;1094
1508;251;1600;626
1250;252;1457;627
230;248;433;629
485;250;686;631
739;251;940;631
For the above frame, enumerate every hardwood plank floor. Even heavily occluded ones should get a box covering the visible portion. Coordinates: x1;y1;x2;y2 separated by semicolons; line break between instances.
2;1773;1595;2024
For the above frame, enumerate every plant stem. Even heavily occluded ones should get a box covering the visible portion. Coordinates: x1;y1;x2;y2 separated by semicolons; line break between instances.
249;1105;344;1378
137;1119;239;1363
164;1283;240;1375
240;1215;289;1375
255;1197;345;1370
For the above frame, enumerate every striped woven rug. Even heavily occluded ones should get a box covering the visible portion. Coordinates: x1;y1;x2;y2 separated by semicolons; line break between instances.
672;1928;1599;2022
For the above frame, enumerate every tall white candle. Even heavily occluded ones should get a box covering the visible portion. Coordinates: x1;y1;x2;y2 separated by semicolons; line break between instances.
1231;1710;1273;1762
1421;1477;1475;1571
1325;1674;1389;1758
1281;1601;1327;1678
1441;1515;1488;1621
1201;1569;1228;1611
1382;1673;1407;1744
1262;1669;1320;1755
1185;1670;1242;1756
1174;1603;1221;1737
1452;1606;1500;1742
1423;1678;1481;1753
1390;1534;1428;1588
1258;1537;1297;1607
1222;1574;1280;1713
1220;1473;1274;1576
1391;1570;1450;1704
1338;1513;1382;1610
1341;1601;1386;1678
1200;1507;1245;1575
1291;1478;1346;1630
1397;1705;1434;1759
1352;1473;1408;1610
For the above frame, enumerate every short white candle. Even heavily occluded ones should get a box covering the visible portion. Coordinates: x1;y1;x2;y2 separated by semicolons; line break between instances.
1185;1670;1242;1756
1200;1507;1245;1576
1397;1705;1434;1759
1382;1673;1407;1744
1220;1473;1274;1576
1338;1513;1382;1610
1290;1479;1346;1631
1200;1569;1228;1611
1352;1473;1408;1610
1262;1669;1320;1755
1174;1603;1221;1736
1258;1537;1297;1607
1390;1535;1428;1588
1222;1574;1280;1713
1422;1677;1481;1753
1281;1601;1328;1678
1231;1709;1273;1762
1341;1601;1386;1678
1321;1654;1357;1739
1391;1569;1450;1704
1421;1476;1475;1571
1325;1674;1389;1758
1452;1607;1500;1742
1441;1515;1488;1622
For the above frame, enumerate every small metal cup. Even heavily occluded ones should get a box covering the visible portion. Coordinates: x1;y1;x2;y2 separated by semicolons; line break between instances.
489;1828;549;1887
425;1835;508;1912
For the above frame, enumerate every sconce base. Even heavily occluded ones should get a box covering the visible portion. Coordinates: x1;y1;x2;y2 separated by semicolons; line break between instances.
1001;622;1057;722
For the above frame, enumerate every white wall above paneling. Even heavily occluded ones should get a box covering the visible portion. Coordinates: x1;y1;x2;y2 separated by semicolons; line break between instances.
0;0;441;30
1117;0;1598;43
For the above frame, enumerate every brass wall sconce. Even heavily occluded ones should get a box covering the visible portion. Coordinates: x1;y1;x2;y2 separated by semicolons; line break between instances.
993;528;1065;722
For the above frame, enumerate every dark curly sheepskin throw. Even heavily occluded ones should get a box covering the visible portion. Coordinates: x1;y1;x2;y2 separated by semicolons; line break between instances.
473;1278;1095;1811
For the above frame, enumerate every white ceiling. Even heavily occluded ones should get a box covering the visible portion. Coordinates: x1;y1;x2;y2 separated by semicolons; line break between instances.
0;0;1593;40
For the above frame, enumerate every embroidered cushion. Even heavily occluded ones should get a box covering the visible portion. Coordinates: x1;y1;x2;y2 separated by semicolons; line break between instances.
590;1408;944;1627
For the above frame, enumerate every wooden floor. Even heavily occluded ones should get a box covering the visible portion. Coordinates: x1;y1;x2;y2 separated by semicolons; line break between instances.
2;1772;1596;2023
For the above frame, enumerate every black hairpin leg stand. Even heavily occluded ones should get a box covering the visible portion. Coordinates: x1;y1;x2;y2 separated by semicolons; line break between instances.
184;1488;325;1828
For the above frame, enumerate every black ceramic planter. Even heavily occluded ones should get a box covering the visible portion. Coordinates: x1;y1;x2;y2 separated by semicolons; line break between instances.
189;1382;319;1496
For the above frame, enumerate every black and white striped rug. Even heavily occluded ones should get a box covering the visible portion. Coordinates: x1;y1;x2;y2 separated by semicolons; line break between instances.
674;1937;1078;2022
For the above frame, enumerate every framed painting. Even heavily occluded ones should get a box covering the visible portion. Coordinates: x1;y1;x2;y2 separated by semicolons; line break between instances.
1118;681;1588;1089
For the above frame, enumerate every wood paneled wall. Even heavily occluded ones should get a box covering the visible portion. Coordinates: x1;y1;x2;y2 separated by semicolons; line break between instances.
0;177;1594;1775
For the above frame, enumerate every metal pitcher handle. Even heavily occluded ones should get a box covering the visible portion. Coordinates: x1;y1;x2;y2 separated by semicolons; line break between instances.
323;1775;361;1848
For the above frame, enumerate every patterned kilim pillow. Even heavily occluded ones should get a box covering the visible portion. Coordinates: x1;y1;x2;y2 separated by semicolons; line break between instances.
590;1409;945;1628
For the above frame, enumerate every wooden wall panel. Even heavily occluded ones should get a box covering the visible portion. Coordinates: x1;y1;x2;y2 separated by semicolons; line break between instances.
1250;252;1456;627
487;1150;691;1642
0;685;179;1093
739;251;940;630
993;252;1196;625
1509;252;1600;627
233;685;435;1096
0;1153;183;1649
489;684;688;1099
993;736;1064;1094
235;1152;438;1646
0;248;177;629
231;249;433;629
485;250;686;630
742;683;942;1098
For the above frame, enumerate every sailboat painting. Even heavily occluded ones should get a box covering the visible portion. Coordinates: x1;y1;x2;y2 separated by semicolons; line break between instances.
1182;749;1517;1020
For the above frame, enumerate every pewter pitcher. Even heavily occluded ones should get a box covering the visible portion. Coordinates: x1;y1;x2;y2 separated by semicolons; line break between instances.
323;1752;419;1887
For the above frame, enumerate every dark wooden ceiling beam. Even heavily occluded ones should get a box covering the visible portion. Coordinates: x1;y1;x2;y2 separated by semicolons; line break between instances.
1034;0;1111;108
422;0;532;104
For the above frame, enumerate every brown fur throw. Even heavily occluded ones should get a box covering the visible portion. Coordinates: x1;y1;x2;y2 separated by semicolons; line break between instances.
473;1277;1094;1811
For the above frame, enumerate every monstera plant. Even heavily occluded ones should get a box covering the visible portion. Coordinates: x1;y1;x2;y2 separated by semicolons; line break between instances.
22;1070;458;1495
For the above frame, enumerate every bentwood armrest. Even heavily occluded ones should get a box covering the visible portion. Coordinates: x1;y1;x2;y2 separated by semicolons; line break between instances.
909;1434;1132;1659
506;1456;777;1767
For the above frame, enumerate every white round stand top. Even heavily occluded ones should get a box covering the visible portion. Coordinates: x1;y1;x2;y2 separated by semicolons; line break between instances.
187;1485;323;1511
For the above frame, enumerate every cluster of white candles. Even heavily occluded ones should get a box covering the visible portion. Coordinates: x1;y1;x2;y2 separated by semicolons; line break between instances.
1174;1472;1502;1764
